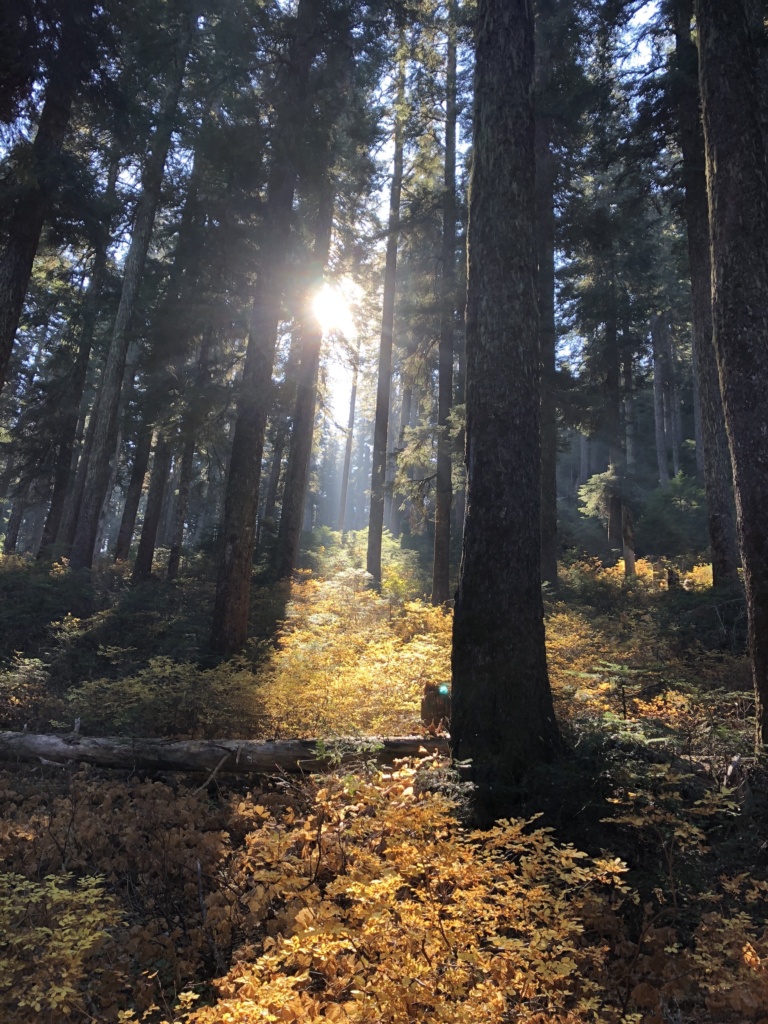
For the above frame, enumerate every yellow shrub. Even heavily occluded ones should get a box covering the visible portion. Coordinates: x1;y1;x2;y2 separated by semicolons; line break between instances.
0;872;120;1021
258;572;449;737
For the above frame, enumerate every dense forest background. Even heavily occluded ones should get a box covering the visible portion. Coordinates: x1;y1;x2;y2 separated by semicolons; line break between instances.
0;0;738;605
1;0;768;1021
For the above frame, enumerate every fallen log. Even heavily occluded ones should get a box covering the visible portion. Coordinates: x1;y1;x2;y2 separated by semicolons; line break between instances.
0;732;450;774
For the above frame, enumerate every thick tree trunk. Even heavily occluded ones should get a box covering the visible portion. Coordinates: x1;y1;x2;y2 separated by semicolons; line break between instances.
451;0;561;815
0;732;448;774
210;0;320;654
275;191;335;579
69;14;195;570
673;0;740;587
535;0;560;592
696;0;768;748
536;124;558;590
132;435;174;581
0;0;95;393
367;55;405;590
432;3;458;605
113;423;153;561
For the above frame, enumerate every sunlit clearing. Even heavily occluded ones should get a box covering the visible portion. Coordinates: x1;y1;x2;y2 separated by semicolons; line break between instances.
313;281;358;339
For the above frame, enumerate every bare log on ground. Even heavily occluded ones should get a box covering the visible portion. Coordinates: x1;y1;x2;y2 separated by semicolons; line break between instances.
0;733;449;774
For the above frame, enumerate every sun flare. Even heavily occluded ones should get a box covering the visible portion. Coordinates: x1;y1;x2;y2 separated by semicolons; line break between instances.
312;280;359;339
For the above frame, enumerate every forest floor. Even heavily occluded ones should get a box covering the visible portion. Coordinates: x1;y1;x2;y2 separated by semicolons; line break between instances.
0;542;766;1023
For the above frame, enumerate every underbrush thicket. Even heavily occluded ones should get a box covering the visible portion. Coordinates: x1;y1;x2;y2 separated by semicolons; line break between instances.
0;548;765;1023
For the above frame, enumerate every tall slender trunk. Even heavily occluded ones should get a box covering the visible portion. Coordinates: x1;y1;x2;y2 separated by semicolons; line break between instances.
56;386;101;552
696;0;768;747
673;0;739;586
94;417;123;558
275;188;335;579
210;0;320;654
579;434;589;485
337;343;359;538
367;50;406;590
651;315;671;489
132;436;174;581
663;322;682;476
623;353;637;475
0;0;96;393
452;0;561;814
166;320;217;579
432;3;458;605
604;259;623;551
260;330;303;540
69;12;195;570
356;425;371;530
113;422;153;561
3;487;28;555
390;368;413;539
40;154;120;556
167;436;195;580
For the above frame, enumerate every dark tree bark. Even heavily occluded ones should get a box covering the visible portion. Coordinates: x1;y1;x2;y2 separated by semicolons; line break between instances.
275;188;335;580
113;422;153;561
535;0;559;592
0;0;96;394
536;124;558;590
132;435;174;581
696;0;768;748
432;2;458;606
210;0;320;654
366;53;405;590
672;0;740;586
69;11;196;570
451;0;561;815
